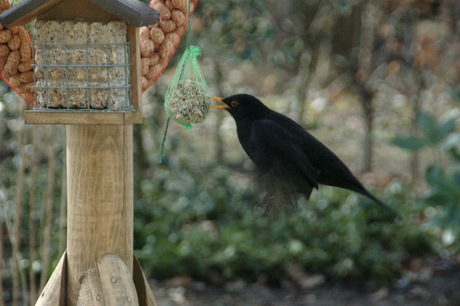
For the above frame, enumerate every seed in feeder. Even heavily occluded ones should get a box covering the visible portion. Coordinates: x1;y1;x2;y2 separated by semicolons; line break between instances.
172;0;188;14
34;20;129;109
35;80;67;108
21;82;34;93
141;57;150;76
9;26;18;35
4;50;20;76
159;20;176;33
35;20;61;43
140;26;150;40
0;56;7;71
7;34;20;51
166;80;210;124
89;22;105;44
8;74;21;87
106;21;127;43
18;27;31;61
145;61;165;80
19;71;33;83
150;27;164;45
0;44;9;57
0;29;12;43
165;0;174;11
18;59;33;72
142;76;148;91
171;10;187;27
140;38;154;57
158;32;178;59
151;1;171;20
62;21;88;47
149;53;160;66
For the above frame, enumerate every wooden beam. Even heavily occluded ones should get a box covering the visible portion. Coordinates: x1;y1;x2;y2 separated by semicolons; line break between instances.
133;255;158;306
35;251;67;306
0;0;158;28
24;110;143;125
0;0;63;27
38;0;121;23
66;125;134;305
91;0;159;27
78;254;139;305
128;24;142;109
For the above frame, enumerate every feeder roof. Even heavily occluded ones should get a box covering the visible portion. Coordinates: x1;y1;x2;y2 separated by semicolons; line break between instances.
0;0;159;28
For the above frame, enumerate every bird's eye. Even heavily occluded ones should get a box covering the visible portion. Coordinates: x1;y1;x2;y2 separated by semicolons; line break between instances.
231;101;238;108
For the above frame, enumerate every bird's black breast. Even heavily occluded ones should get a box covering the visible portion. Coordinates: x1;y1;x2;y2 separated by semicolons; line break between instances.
235;113;320;197
236;118;276;170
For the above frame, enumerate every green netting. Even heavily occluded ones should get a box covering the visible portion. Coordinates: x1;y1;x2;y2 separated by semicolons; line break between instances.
157;0;210;163
164;45;211;130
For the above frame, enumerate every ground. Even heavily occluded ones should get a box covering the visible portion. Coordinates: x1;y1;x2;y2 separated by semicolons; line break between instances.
150;266;460;306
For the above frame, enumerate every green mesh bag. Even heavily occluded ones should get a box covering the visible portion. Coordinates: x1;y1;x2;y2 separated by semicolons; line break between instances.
164;45;211;130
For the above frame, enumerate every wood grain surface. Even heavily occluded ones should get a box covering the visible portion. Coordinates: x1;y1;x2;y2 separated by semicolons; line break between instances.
24;110;143;125
77;254;139;305
66;125;134;305
35;251;67;306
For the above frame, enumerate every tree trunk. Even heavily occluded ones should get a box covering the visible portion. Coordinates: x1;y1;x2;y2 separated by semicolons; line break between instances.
410;95;421;181
361;91;374;172
357;0;377;173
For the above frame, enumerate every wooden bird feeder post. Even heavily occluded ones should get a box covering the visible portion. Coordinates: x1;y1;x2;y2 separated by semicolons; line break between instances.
0;0;159;305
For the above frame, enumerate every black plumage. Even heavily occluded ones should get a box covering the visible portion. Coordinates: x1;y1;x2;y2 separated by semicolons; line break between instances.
211;94;399;218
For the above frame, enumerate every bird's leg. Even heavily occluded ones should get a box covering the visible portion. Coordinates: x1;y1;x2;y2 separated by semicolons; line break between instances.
262;196;276;216
255;192;276;216
282;196;295;210
277;192;296;214
278;179;296;211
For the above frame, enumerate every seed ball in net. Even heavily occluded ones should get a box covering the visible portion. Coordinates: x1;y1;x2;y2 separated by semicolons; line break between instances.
166;79;210;124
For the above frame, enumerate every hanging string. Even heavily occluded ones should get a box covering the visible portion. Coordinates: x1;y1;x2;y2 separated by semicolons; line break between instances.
187;0;191;48
156;117;170;163
157;0;192;163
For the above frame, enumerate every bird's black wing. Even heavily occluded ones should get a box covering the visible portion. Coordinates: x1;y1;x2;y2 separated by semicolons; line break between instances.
245;119;319;198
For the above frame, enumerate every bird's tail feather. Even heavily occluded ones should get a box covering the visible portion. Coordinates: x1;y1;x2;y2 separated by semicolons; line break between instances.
355;188;402;221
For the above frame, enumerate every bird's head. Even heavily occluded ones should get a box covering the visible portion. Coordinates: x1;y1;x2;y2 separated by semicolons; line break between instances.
210;94;269;120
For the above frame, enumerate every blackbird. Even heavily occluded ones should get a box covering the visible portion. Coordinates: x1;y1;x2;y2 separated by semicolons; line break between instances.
211;94;399;218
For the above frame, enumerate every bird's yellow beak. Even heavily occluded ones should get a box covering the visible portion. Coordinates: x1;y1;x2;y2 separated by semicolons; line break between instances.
210;96;230;109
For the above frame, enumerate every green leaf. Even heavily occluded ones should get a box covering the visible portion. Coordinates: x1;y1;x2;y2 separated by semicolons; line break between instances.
448;149;460;162
452;171;460;187
421;193;450;207
425;165;460;197
440;133;460;150
441;133;460;161
417;111;437;144
390;135;426;151
436;116;456;141
425;164;444;185
451;90;460;103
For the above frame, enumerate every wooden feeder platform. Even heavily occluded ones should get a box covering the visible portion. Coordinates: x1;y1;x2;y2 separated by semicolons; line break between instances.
24;109;143;125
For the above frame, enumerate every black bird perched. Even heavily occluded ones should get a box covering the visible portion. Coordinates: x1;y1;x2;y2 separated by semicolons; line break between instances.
211;94;399;218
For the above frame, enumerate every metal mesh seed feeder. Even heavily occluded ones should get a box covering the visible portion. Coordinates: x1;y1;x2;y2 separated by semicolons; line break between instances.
33;20;132;110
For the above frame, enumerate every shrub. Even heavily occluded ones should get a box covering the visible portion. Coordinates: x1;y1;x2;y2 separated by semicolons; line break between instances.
134;159;434;285
391;100;460;254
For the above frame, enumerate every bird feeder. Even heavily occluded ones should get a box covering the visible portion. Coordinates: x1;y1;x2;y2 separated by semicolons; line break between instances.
0;0;159;305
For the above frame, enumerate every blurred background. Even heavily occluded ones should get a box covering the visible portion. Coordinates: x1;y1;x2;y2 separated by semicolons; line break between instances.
1;0;460;305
